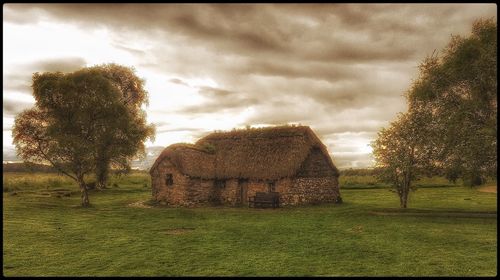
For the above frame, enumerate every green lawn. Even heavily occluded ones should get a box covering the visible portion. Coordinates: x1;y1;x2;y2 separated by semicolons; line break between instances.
3;172;497;276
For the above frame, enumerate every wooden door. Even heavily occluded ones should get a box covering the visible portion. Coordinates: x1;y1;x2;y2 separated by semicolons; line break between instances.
239;179;249;205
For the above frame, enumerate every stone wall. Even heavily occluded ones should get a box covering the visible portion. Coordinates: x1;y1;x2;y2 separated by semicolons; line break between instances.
152;159;341;207
216;177;340;206
278;176;340;206
152;160;190;205
184;178;215;206
219;179;238;206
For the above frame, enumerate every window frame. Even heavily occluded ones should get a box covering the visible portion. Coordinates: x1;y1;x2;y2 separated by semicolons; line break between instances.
165;173;174;187
268;181;276;192
214;179;226;189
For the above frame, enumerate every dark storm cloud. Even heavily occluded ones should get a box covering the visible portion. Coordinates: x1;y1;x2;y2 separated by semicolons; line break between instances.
3;98;34;117
169;85;259;114
197;86;234;97
11;3;489;88
4;4;496;168
168;8;287;53
3;73;31;92
7;4;493;63
178;96;258;115
301;43;416;63
111;43;147;56
3;57;87;93
239;59;363;82
22;57;87;73
4;4;290;54
5;4;491;90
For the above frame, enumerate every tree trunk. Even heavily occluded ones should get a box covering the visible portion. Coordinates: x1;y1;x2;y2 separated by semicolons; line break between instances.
96;158;110;190
399;188;407;208
77;175;90;207
96;169;108;190
398;183;407;208
401;177;411;209
400;161;412;209
401;190;408;208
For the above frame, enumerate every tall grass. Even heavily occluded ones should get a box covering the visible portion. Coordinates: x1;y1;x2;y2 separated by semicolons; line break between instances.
340;175;388;189
2;173;77;192
2;171;150;193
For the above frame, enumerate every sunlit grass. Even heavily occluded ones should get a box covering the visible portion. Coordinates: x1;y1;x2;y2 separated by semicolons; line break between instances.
339;174;496;190
3;172;497;276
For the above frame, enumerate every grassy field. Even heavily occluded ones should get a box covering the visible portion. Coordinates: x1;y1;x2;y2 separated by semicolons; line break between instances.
3;172;497;276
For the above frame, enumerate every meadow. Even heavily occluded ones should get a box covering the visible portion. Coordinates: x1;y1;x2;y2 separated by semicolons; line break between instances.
3;172;497;276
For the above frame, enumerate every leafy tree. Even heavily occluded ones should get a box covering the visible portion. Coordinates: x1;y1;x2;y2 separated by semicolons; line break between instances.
372;18;497;208
13;68;140;207
86;64;154;190
408;18;497;186
371;108;436;208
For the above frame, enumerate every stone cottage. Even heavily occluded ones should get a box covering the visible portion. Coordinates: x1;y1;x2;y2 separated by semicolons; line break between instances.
149;125;341;206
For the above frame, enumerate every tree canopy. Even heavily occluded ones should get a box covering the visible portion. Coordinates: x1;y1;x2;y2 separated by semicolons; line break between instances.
13;66;155;206
86;64;154;189
372;18;497;207
371;108;436;208
408;18;497;185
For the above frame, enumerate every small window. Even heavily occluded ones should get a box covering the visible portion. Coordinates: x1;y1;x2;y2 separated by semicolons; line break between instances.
165;174;173;186
268;181;276;192
215;179;226;189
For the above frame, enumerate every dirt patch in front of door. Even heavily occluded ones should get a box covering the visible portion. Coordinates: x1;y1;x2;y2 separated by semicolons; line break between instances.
128;200;153;208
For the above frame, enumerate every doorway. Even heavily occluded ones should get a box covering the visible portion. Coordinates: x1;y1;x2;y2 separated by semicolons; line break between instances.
238;179;249;205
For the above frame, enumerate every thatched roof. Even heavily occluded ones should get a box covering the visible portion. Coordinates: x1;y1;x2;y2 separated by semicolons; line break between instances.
150;125;338;180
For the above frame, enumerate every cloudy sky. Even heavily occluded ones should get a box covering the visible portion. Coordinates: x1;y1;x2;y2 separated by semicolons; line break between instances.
3;4;497;168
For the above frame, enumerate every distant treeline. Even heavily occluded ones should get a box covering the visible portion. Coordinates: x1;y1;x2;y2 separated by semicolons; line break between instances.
3;162;149;174
3;162;59;173
339;168;380;176
340;167;446;177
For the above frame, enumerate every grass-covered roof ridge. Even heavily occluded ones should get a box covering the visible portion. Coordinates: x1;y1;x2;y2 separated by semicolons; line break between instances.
150;125;338;180
196;125;311;141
